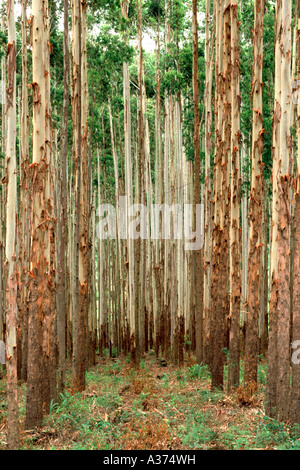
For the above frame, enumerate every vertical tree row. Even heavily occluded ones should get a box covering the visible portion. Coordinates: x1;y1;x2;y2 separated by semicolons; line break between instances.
2;0;300;450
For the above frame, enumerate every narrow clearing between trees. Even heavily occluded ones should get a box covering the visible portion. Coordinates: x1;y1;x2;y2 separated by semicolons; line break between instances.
0;354;299;450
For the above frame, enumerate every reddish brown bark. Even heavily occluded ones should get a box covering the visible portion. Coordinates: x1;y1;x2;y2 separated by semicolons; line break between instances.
211;0;224;386
245;0;265;389
228;1;241;392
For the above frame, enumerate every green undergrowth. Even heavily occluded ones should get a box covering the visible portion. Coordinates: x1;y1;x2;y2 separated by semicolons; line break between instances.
0;355;299;450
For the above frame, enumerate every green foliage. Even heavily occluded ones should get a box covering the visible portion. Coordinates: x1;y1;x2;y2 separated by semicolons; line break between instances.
1;357;299;450
174;369;185;388
178;411;217;450
187;363;211;380
258;362;267;386
104;359;122;375
145;0;165;23
0;30;7;61
254;417;300;450
102;348;110;358
218;425;251;450
183;334;191;347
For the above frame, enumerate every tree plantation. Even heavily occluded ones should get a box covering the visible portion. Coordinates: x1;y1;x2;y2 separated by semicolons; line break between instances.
0;0;299;451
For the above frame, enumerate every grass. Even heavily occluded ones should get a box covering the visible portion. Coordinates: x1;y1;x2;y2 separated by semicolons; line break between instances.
0;354;299;450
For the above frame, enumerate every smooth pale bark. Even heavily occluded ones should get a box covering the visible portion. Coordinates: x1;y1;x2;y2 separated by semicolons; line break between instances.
267;0;292;422
72;0;87;392
276;0;292;423
97;148;103;352
121;0;134;350
108;100;124;353
266;0;281;419
153;22;164;356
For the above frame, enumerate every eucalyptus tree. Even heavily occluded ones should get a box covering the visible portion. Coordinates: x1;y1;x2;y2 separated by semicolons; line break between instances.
192;0;203;365
26;0;56;429
292;0;300;425
228;0;241;392
57;0;69;395
245;0;265;390
211;0;227;390
267;0;292;422
5;0;19;449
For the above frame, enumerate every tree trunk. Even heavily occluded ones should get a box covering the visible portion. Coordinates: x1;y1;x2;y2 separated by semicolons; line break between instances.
57;0;69;395
245;0;265;390
5;0;19;449
203;0;214;366
291;2;300;426
211;0;228;390
26;0;54;429
228;0;241;392
192;0;203;365
19;0;30;384
267;0;292;422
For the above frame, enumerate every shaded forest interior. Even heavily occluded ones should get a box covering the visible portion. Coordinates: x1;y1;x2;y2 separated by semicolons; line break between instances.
0;0;299;451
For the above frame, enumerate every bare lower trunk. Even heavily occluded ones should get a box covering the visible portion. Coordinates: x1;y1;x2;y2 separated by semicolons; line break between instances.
26;0;54;429
267;0;292;422
19;0;30;383
5;0;19;449
57;0;69;395
291;6;300;425
203;0;214;366
211;0;225;387
228;1;241;392
245;0;265;389
192;0;203;365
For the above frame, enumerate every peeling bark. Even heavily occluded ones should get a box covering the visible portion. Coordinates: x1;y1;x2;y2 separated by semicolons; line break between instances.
245;0;265;390
5;0;19;449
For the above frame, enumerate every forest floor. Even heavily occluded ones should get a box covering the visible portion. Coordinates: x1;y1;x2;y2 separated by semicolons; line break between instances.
0;352;299;450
